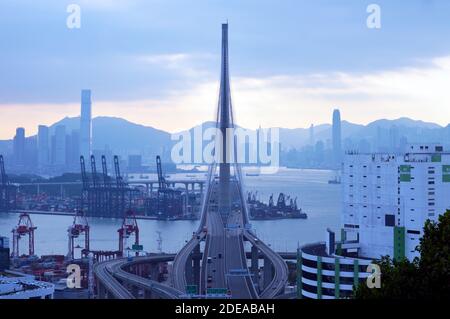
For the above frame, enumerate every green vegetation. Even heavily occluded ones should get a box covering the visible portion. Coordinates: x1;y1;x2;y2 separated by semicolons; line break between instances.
354;210;450;299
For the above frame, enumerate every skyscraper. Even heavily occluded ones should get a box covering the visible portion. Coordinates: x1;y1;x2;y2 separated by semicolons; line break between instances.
309;124;315;146
389;125;399;152
37;125;50;168
68;129;80;167
446;124;450;149
13;127;25;166
332;109;342;167
54;125;66;165
80;89;92;159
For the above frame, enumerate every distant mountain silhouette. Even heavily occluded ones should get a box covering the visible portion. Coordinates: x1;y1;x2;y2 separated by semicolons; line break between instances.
367;117;441;130
47;116;171;155
0;116;447;156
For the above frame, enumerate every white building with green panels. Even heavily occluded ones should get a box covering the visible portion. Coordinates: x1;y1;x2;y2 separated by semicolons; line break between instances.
297;144;450;299
342;144;450;261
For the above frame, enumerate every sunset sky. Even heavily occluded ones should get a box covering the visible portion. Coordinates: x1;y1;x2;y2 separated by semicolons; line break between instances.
1;0;450;139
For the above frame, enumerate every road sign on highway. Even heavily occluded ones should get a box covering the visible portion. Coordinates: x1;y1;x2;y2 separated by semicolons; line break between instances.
206;288;228;295
132;244;143;251
228;269;251;276
186;285;198;295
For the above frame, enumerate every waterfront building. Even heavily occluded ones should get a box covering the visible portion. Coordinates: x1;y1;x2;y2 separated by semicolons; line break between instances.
128;154;142;172
13;128;25;166
342;143;450;261
66;129;80;168
37;125;50;168
297;143;450;299
53;125;66;166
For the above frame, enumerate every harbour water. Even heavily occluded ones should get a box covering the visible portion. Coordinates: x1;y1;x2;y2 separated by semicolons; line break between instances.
0;168;340;256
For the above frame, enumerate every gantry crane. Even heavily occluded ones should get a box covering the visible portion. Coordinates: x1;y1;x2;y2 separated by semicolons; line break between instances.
155;155;183;219
156;155;167;190
114;155;127;218
67;210;90;260
0;155;16;211
11;213;36;258
118;210;139;257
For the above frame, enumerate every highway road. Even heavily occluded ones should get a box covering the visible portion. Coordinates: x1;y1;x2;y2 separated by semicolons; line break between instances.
244;231;288;298
171;177;287;299
223;201;259;299
94;258;136;299
94;255;183;299
200;208;227;295
172;231;205;292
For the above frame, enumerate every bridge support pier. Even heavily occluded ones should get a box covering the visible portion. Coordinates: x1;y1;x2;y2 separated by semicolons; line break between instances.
185;243;201;286
250;245;260;289
144;289;152;299
131;285;140;299
97;282;106;299
192;244;201;286
185;255;193;285
150;264;160;281
263;255;274;290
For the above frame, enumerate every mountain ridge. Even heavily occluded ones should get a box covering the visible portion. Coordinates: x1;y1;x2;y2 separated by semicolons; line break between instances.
0;116;448;155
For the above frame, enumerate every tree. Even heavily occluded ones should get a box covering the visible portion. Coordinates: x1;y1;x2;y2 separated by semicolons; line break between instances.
354;210;450;299
417;211;450;298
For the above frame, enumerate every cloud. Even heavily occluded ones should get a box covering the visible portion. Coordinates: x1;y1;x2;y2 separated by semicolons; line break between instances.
137;53;191;66
1;55;450;139
83;55;450;132
76;0;140;11
229;56;450;129
135;53;216;78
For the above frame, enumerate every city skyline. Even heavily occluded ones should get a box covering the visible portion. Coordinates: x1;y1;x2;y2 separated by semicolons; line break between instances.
1;1;450;138
2;106;450;141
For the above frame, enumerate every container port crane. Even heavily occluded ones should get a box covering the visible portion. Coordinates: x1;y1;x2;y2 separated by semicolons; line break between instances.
80;155;133;218
11;213;36;258
118;210;140;257
67;210;90;260
153;155;184;219
0;155;17;211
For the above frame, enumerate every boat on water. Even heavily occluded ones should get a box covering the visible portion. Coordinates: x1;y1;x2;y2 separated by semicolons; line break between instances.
245;173;260;177
328;170;342;184
328;176;341;184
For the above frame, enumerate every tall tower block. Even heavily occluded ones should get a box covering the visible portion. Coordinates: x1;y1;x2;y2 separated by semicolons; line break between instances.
80;89;92;159
332;109;342;168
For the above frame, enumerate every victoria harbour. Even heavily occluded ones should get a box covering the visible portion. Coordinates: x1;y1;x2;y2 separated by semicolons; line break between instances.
0;169;339;256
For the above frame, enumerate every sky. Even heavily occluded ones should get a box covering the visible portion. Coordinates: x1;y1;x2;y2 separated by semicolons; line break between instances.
1;0;450;139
